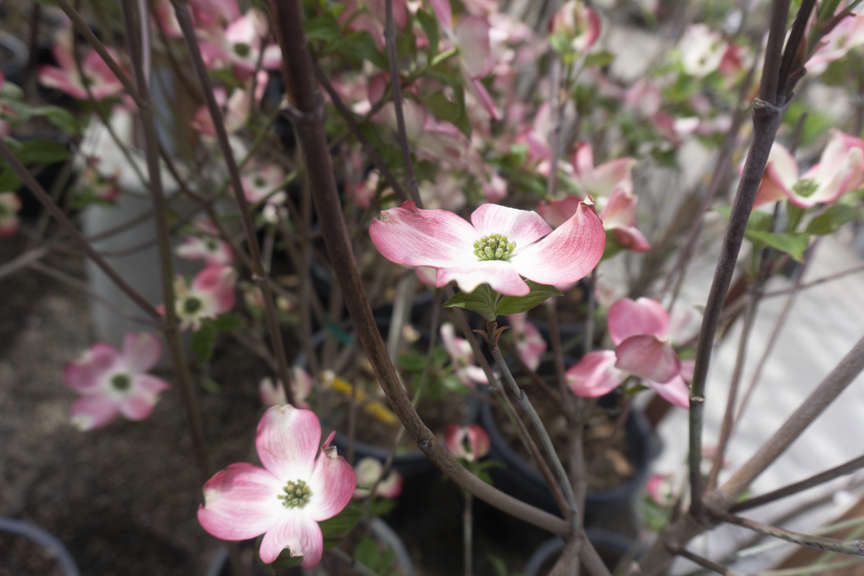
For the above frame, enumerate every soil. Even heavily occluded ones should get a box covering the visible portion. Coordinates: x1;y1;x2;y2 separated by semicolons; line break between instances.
491;389;634;492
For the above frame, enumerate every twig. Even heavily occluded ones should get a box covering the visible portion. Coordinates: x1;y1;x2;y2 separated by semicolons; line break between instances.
383;0;421;205
717;334;864;503
170;0;295;402
760;262;864;299
674;548;739;575
714;511;864;557
121;0;210;479
730;454;864;513
269;0;571;537
310;57;409;203
0;140;160;319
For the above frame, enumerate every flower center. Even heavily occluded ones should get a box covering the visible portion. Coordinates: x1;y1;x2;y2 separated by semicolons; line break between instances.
278;479;311;508
473;234;516;261
110;373;132;391
233;42;251;58
254;176;266;188
793;178;818;198
183;296;203;315
205;239;219;252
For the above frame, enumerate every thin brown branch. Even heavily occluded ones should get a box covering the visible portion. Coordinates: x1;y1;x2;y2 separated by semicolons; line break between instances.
269;0;570;537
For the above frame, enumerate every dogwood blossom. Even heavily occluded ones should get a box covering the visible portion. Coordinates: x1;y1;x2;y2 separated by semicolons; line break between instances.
508;313;546;371
445;424;491;462
0;192;21;237
370;202;604;296
65;333;170;430
176;221;234;267
168;265;237;331
353;458;403;499
38;28;124;100
549;0;601;53
754;130;864;208
566;298;690;408
441;322;488;386
259;368;313;409
198;405;356;566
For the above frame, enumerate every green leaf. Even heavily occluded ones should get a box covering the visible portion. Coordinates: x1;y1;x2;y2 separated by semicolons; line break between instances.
14;140;69;164
320;503;364;547
444;283;498;321
584;50;615;68
0;166;21;191
191;314;242;364
200;378;221;394
745;230;810;261
496;281;562;315
354;536;396;574
805;204;859;235
416;9;439;56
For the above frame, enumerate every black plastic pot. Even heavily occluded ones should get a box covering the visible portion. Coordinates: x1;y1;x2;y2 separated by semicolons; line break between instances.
476;395;653;534
523;529;638;576
0;516;80;576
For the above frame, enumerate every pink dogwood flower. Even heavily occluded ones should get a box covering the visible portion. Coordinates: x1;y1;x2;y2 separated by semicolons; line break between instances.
430;0;502;120
193;70;267;136
549;0;601;53
176;222;234;267
199;10;281;78
445;424;491;462
38;28;124;100
807;12;864;75
646;473;674;506
678;24;727;78
566;298;690;408
508;313;546;371
0;192;22;237
169;265;237;331
353;458;403;499
65;333;170;431
441;322;488;386
198;405;356;567
259;367;313;409
754;130;864;208
370;201;604;296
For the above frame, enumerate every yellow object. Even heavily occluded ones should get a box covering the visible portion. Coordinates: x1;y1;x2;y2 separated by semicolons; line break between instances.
328;376;398;426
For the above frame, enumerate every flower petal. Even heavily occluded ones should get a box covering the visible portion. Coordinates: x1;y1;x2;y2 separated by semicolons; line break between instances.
259;515;323;567
198;463;283;541
370;201;479;269
64;343;119;393
456;16;494;78
615;335;680;384
71;395;119;431
536;195;583;228
436;260;530;296
256;405;321;481
566;350;627;397
121;332;162;373
306;447;356;521
192;265;237;315
510;200;604;288
470;204;552;248
607;297;668;346
648;375;691;408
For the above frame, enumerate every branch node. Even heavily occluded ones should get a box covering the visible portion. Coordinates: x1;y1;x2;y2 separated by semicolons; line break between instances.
282;92;325;125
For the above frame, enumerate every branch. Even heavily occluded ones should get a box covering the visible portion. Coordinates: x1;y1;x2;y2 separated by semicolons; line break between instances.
730;454;864;514
269;0;570;537
715;511;864;557
170;0;295;403
717;334;864;503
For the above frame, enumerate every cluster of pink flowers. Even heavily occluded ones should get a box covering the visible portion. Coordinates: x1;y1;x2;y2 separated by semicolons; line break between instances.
567;298;692;408
38;27;124;101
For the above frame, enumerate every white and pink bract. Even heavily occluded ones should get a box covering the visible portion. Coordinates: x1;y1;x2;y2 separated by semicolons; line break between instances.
445;424;491;462
197;405;356;567
65;333;170;431
169;265;237;331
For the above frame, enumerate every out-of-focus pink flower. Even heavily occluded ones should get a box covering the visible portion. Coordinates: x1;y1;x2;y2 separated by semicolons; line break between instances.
0;72;12;138
549;0;601;53
193;70;267;136
340;0;407;48
508;313;546;371
259;370;312;409
242;163;285;203
153;0;182;38
646;473;674;506
38;29;124;100
170;265;237;331
601;187;650;252
569;142;637;198
353;458;403;499
259;377;287;406
719;44;751;79
679;24;726;78
441;322;488;386
176;221;234;267
199;10;281;78
807;12;864;75
483;172;508;202
445;424;491;461
190;0;241;30
65;333;170;431
78;157;120;202
566;298;690;408
430;0;502;120
0;192;22;237
754;130;864;208
198;405;356;567
370;201;604;296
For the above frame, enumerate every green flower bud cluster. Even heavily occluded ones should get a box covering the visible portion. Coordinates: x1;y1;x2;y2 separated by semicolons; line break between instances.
474;234;516;261
278;479;311;509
